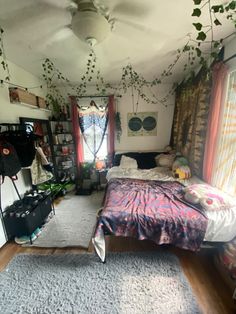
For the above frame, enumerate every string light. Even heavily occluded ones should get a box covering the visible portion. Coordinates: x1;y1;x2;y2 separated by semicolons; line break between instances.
0;78;45;90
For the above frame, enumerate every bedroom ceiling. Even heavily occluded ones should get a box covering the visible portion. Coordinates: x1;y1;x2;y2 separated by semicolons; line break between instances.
0;0;235;84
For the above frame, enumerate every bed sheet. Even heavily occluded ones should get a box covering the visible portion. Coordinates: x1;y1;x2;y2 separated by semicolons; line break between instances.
106;166;236;242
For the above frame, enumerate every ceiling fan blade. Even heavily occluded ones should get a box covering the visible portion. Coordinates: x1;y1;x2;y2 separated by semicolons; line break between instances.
112;1;150;18
40;0;72;9
114;18;163;39
33;26;73;51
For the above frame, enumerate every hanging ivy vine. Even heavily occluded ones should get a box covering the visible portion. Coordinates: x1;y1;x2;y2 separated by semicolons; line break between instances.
39;0;236;110
0;27;10;81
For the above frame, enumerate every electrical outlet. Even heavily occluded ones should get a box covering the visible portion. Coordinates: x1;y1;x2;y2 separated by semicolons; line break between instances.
232;288;236;300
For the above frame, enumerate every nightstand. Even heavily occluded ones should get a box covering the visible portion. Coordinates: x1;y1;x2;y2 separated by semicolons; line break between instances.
97;169;108;189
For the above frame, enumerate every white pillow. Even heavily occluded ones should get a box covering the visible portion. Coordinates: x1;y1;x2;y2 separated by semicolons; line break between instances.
119;155;138;169
155;154;175;169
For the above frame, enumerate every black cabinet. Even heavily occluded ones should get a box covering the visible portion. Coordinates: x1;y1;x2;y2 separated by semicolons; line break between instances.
3;196;52;239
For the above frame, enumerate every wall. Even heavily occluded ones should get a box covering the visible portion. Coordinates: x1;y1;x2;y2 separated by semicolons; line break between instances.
224;36;236;70
0;60;50;247
115;84;175;152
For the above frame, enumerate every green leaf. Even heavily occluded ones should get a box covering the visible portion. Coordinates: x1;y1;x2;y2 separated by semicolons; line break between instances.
195;47;202;57
183;45;191;52
193;23;202;30
213;41;220;48
211;52;218;59
229;1;236;10
214;19;222;26
196;31;207;41
193;0;202;4
211;5;223;13
192;8;201;17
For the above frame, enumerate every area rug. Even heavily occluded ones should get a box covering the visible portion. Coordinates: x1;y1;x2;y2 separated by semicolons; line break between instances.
0;252;200;314
24;192;103;248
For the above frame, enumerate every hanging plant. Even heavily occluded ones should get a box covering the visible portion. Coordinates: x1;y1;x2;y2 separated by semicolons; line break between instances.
191;0;236;62
0;27;10;81
40;0;236;109
115;112;122;142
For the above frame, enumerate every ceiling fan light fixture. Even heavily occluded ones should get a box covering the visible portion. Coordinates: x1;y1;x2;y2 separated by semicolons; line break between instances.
86;37;97;47
71;11;111;45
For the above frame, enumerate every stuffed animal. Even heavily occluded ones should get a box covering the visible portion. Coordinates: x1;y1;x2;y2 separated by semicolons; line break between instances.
173;165;191;179
172;156;189;171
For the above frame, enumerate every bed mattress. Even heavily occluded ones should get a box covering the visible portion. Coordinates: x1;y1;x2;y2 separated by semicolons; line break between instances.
92;167;236;262
106;167;236;243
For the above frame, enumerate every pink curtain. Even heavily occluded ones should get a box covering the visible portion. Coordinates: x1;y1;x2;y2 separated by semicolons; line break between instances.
107;95;115;167
70;96;84;171
203;62;228;183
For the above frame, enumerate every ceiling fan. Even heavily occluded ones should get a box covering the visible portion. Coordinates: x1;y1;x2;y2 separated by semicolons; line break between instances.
41;0;156;47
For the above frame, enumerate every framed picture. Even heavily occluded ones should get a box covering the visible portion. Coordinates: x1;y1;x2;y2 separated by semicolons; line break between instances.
127;112;158;136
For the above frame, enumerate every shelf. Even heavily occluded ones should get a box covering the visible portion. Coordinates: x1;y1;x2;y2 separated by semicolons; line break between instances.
57;166;75;170
53;132;72;135
53;143;74;146
11;101;51;112
50;120;72;123
55;153;75;157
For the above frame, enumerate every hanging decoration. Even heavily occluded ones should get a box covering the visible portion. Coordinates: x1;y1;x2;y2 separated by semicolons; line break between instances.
127;112;158;137
1;1;235;110
0;27;10;81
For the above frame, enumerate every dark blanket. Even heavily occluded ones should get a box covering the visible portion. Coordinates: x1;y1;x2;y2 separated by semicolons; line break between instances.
95;178;208;251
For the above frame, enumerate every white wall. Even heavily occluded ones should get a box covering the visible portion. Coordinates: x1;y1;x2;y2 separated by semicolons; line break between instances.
0;60;50;247
224;36;236;70
115;84;175;152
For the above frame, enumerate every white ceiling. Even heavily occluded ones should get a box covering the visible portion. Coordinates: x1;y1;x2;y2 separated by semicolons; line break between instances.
0;0;235;84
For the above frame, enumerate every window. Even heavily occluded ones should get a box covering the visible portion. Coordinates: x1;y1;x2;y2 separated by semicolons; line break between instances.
212;70;236;196
82;127;108;161
78;100;108;162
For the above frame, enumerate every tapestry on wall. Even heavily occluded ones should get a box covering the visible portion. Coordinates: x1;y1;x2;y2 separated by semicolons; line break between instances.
127;112;158;136
170;69;212;178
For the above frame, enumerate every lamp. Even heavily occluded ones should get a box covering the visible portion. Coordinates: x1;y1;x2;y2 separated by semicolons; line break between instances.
71;11;111;46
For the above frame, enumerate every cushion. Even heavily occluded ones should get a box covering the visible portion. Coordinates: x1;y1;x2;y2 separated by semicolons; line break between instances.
113;152;162;169
184;184;236;211
155;153;175;168
119;155;138;169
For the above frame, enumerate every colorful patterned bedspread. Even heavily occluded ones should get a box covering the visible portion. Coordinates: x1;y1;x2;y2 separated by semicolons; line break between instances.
94;178;208;251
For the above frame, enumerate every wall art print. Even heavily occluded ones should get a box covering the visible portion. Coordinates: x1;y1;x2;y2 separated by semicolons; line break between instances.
127;112;158;136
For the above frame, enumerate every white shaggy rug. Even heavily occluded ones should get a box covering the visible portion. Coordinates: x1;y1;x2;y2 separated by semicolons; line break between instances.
25;192;103;248
0;252;200;314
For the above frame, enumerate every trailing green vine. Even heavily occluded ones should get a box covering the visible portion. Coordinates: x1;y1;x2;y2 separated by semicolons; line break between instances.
0;27;10;81
40;0;236;110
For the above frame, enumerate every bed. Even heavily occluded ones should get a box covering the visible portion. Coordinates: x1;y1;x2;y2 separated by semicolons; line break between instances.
92;153;236;262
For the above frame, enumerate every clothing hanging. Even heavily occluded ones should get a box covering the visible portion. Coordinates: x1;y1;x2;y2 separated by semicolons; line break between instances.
30;149;53;185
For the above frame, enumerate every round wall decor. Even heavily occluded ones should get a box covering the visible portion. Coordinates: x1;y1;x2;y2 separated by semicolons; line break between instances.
127;112;158;136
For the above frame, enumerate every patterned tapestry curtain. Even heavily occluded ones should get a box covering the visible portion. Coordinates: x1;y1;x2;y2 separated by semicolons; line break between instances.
170;69;212;177
78;100;108;161
211;70;236;196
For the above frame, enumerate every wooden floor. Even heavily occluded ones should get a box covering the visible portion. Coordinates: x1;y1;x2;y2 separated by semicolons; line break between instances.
0;236;235;314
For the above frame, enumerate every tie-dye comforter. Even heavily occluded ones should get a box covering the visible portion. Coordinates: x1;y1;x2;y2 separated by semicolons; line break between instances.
94;178;208;251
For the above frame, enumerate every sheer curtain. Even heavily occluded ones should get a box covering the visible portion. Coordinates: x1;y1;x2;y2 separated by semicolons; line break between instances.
211;70;236;196
78;100;108;161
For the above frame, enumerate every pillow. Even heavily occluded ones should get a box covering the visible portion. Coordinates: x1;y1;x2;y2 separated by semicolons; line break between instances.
113;152;158;169
119;155;138;169
155;153;175;168
184;184;236;211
